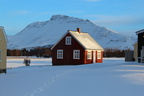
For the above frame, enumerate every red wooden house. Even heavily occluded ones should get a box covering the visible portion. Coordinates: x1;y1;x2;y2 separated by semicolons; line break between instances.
51;28;104;65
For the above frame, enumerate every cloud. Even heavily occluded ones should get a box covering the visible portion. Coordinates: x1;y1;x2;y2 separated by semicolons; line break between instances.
10;10;31;16
87;14;144;27
34;10;84;16
9;10;84;17
85;14;144;34
84;0;102;2
0;0;6;1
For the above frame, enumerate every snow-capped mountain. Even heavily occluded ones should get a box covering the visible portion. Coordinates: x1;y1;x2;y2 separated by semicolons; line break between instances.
8;15;136;49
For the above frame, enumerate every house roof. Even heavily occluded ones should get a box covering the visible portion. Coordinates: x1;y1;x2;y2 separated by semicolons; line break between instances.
0;26;8;43
69;31;103;50
52;29;104;50
136;29;144;35
132;41;138;46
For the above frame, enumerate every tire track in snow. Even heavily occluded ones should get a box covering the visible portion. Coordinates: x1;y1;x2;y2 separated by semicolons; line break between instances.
23;68;78;96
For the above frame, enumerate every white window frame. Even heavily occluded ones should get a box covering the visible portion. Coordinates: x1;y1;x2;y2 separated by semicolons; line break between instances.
73;50;80;59
65;36;71;45
87;51;92;59
97;51;101;59
0;50;2;61
57;50;63;59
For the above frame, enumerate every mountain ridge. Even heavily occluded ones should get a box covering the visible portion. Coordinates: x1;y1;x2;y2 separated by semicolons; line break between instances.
8;15;136;49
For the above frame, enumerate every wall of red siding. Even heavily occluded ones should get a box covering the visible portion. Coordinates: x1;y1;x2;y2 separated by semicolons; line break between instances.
52;33;86;65
84;50;104;63
84;51;92;64
96;51;103;63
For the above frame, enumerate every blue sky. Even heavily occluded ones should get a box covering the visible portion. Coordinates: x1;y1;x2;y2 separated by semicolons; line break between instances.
0;0;144;36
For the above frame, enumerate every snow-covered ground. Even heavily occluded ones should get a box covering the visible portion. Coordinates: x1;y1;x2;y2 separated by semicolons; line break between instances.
0;57;144;96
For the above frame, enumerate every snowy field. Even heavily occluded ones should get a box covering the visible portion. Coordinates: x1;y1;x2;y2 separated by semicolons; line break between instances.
0;57;144;96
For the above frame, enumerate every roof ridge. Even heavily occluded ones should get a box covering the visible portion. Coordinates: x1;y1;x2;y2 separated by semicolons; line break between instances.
69;30;87;33
69;31;104;50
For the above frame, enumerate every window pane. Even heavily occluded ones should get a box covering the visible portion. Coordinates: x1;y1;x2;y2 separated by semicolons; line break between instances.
97;51;101;59
65;36;71;45
87;51;92;59
57;50;63;59
73;50;80;59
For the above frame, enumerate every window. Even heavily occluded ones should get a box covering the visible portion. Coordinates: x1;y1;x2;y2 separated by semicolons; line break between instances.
57;50;63;59
0;50;1;61
87;51;92;59
73;50;80;59
65;36;71;45
97;51;101;59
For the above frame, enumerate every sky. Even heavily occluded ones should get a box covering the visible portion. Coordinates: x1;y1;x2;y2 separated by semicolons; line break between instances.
0;0;144;36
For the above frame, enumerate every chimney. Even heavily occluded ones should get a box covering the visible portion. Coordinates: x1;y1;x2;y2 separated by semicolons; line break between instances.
77;28;81;33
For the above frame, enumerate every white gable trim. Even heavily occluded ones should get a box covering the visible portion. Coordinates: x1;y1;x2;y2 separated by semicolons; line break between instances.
51;31;86;50
51;30;104;51
51;31;69;50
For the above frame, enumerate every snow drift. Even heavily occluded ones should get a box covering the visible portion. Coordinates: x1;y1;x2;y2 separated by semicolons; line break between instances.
1;57;144;96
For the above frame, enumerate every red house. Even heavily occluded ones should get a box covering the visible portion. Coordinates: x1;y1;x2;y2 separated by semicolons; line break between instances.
51;28;104;65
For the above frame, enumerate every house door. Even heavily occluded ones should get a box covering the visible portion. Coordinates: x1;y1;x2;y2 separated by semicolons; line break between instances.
93;51;96;63
65;49;72;64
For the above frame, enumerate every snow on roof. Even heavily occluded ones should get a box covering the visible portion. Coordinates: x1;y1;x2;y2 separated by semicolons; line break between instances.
136;29;144;35
69;30;104;50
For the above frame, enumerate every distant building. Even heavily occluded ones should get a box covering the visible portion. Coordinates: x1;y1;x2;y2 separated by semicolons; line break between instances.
125;51;134;62
133;42;138;61
136;29;144;63
0;26;7;73
51;28;104;65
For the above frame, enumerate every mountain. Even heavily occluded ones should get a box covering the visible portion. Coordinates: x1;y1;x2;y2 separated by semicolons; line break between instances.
8;15;136;49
